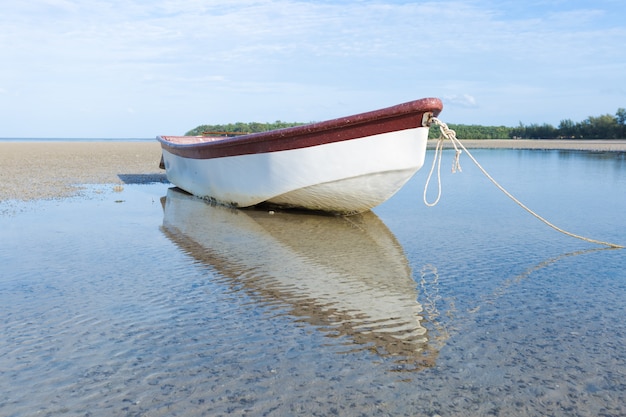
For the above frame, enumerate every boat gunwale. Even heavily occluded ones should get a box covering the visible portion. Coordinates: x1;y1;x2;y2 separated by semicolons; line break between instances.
157;97;442;159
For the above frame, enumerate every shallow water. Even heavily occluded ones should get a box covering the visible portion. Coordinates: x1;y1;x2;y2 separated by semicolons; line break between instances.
1;149;625;416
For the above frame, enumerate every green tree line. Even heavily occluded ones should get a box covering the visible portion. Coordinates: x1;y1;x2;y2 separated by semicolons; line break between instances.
428;108;626;139
512;108;626;139
427;124;512;139
187;108;626;139
185;121;306;136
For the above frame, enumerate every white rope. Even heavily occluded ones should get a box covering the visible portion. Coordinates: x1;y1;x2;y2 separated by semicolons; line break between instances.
424;117;624;249
422;135;444;206
423;123;462;206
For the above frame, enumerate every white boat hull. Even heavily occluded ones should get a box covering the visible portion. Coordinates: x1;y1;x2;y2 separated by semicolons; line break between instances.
160;126;429;213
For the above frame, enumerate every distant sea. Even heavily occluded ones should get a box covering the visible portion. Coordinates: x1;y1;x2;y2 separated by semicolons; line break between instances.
0;137;154;142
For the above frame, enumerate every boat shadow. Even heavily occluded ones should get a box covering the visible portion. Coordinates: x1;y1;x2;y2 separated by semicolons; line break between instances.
117;173;169;184
160;187;447;371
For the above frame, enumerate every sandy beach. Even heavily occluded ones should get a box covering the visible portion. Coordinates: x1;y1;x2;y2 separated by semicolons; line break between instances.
1;139;625;202
0;141;165;201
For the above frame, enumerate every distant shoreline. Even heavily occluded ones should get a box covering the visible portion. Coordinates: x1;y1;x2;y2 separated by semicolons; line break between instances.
1;140;625;203
429;139;626;152
2;137;625;151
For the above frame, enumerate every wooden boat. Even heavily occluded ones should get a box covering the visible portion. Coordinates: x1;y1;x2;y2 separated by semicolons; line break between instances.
161;187;444;368
157;97;443;214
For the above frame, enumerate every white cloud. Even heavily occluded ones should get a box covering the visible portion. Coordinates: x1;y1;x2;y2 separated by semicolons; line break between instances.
444;94;478;109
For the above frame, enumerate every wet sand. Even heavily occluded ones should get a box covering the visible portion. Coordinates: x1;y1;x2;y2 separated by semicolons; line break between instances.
1;139;625;202
0;141;166;201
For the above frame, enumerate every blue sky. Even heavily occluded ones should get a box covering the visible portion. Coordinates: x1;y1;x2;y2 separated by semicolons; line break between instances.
1;0;625;138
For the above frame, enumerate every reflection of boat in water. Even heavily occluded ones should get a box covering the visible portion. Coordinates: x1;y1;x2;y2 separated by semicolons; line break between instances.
161;187;441;369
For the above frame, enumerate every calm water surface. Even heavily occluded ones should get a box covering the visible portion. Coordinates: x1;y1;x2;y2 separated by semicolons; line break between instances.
1;149;625;416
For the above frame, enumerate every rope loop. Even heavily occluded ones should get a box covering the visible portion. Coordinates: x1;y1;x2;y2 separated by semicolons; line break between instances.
423;117;623;249
423;118;462;206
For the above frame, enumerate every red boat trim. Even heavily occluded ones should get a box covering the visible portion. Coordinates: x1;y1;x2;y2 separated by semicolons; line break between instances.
158;98;443;160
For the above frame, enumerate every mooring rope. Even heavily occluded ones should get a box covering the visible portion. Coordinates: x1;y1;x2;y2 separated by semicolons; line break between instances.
424;117;624;249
